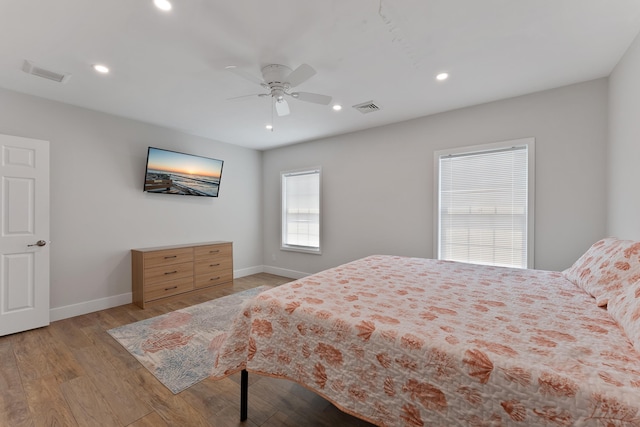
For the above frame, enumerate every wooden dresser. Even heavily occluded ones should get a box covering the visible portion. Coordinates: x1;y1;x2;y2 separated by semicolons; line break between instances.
131;241;233;308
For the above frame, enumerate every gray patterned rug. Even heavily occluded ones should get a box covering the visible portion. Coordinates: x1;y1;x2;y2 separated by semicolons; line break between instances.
107;286;270;393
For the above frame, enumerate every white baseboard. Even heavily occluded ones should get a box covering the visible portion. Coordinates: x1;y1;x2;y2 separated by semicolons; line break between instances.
50;292;132;322
49;265;307;322
234;266;264;278
262;265;309;280
236;265;309;279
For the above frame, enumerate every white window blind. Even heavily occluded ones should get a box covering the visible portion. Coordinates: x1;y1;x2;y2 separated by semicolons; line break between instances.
436;140;533;268
281;168;321;253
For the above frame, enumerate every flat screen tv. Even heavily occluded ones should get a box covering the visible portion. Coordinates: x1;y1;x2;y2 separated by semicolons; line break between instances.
143;147;223;197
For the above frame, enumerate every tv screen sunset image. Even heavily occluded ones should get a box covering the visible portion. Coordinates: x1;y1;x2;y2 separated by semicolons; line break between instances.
144;147;223;197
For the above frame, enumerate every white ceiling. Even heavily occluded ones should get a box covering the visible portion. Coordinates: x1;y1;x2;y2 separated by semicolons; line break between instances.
1;1;639;150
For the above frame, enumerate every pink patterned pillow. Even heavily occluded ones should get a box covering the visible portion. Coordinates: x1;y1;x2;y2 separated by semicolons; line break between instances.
607;281;640;353
563;238;640;306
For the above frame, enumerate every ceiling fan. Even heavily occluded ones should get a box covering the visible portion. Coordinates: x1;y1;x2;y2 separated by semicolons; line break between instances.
225;63;332;116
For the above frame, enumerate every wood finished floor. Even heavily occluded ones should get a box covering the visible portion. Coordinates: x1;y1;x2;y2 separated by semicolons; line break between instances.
0;273;375;427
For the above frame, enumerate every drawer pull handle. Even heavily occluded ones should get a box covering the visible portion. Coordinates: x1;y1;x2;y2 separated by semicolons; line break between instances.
164;255;177;259
209;250;220;253
164;286;178;291
164;270;178;275
209;263;221;267
210;276;221;281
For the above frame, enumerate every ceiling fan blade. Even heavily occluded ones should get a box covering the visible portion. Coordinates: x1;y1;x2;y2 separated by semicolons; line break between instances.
286;64;316;88
226;93;266;101
275;99;290;116
225;65;264;86
291;91;332;105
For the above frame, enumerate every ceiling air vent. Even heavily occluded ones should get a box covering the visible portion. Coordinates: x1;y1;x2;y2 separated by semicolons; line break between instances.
352;100;381;114
22;60;71;84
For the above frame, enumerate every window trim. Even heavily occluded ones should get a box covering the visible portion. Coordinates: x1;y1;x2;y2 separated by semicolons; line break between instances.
433;138;535;268
280;167;322;255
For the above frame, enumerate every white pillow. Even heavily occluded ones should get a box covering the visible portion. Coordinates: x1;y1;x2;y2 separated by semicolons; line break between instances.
607;280;640;353
563;238;640;306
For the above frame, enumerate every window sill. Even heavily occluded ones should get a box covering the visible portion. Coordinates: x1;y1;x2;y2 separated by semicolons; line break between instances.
280;245;322;255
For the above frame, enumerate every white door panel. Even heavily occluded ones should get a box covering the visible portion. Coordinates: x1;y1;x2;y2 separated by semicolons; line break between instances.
0;134;50;336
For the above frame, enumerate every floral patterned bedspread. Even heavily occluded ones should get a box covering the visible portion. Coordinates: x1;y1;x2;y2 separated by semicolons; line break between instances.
222;255;640;426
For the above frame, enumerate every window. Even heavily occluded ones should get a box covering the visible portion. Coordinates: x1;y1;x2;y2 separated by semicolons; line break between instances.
281;168;321;254
435;138;535;268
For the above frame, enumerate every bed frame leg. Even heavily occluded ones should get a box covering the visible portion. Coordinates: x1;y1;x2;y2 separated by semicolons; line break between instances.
240;369;248;421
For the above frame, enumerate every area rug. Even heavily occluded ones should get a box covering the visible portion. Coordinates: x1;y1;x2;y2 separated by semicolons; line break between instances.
107;286;271;394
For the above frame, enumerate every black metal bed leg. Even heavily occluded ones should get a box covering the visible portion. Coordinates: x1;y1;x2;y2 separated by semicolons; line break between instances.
240;369;248;422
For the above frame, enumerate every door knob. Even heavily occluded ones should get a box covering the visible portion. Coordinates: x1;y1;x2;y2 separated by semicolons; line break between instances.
28;240;47;247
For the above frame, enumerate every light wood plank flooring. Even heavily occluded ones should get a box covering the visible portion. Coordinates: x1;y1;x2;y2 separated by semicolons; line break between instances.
0;273;375;427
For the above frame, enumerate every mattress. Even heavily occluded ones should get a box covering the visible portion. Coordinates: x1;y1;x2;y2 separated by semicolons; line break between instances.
226;255;640;426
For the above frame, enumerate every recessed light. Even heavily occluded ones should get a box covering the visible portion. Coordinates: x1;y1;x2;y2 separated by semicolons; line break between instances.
93;64;110;74
436;72;449;81
265;124;273;130
154;0;172;11
332;104;342;111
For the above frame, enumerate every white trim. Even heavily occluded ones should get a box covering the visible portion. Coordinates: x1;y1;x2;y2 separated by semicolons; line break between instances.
263;265;309;280
50;292;132;321
233;266;264;278
48;265;305;321
280;245;322;255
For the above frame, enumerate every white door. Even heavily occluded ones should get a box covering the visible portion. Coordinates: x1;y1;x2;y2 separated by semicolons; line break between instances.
0;134;50;336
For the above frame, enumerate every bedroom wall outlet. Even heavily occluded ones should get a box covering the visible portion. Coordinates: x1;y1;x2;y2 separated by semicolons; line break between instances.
272;253;276;261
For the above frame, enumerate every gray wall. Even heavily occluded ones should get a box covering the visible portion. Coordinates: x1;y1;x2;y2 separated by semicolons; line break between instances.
0;87;263;319
263;79;609;276
608;30;640;240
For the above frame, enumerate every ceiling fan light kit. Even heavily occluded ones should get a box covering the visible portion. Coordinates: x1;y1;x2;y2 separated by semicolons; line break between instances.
227;63;332;117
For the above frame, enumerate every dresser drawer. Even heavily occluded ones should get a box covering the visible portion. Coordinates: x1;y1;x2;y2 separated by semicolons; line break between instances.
143;247;193;268
194;258;232;276
145;276;194;301
194;243;232;260
195;270;233;289
144;261;193;286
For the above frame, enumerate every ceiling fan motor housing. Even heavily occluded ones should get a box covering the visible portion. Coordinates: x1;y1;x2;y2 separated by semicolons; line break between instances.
261;64;292;99
261;64;292;85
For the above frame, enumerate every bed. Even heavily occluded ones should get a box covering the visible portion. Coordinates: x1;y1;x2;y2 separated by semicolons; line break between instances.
218;238;640;426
